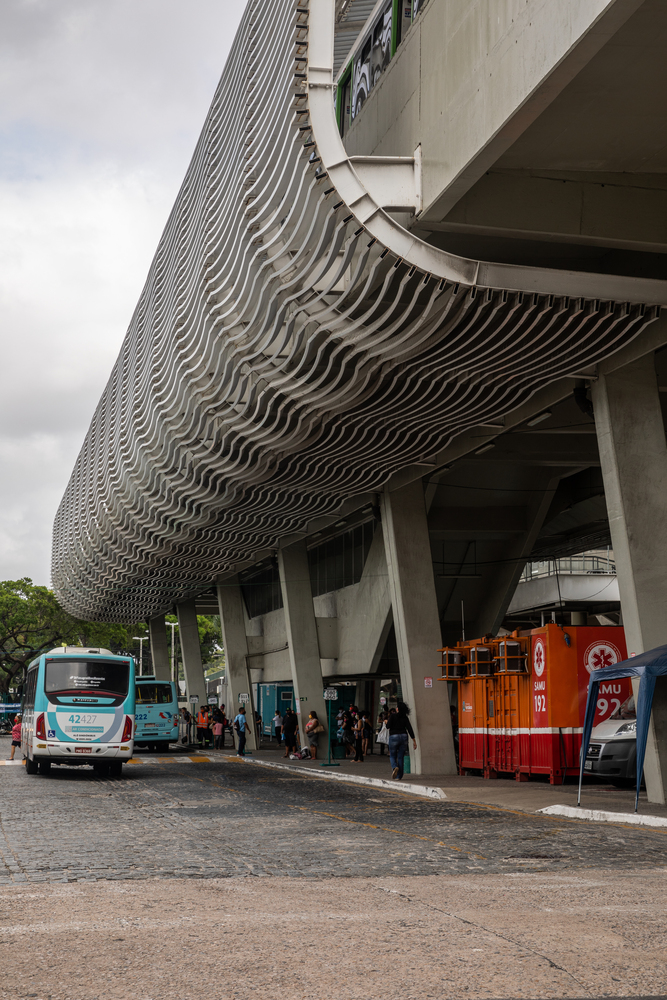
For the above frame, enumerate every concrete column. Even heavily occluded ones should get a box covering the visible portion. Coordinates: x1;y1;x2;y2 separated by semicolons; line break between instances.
216;577;257;751
476;475;560;637
175;599;207;710
592;353;667;804
148;615;170;681
278;542;328;748
381;480;457;775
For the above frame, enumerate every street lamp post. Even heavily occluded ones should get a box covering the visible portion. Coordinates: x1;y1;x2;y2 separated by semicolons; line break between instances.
167;621;178;684
133;636;147;676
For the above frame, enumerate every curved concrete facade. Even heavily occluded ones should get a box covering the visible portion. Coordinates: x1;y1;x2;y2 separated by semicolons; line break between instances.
52;0;663;621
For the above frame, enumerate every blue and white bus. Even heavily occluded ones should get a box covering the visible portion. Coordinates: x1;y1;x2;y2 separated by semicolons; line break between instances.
134;676;179;750
22;646;135;777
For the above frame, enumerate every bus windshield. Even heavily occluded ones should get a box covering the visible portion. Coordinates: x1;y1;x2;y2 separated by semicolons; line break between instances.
45;659;130;699
136;683;173;704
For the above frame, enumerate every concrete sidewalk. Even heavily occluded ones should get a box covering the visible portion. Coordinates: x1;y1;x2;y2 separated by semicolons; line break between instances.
194;739;667;822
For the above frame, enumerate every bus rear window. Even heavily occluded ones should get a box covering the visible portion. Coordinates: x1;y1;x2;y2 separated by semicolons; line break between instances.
136;684;173;704
45;659;130;698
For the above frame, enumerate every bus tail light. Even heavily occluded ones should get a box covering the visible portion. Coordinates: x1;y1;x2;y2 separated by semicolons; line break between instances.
173;716;178;727
36;713;46;740
121;716;133;742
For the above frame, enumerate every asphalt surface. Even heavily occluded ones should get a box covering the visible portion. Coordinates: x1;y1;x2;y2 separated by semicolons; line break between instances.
1;750;666;1000
1;751;667;883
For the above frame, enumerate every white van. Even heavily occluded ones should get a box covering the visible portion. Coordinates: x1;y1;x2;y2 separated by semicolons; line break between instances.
585;695;636;786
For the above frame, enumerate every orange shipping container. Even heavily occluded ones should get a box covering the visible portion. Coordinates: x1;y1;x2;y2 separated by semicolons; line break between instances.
446;625;630;783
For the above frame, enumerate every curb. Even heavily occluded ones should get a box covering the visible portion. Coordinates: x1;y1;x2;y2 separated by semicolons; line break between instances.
539;804;667;828
222;753;447;799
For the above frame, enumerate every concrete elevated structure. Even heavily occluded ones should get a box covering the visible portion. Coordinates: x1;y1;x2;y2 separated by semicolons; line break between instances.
53;0;667;794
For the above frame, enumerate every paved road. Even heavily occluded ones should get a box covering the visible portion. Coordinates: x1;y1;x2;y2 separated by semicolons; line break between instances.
2;753;667;1000
1;752;666;884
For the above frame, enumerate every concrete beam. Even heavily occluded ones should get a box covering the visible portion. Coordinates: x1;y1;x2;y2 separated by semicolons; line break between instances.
381;480;457;776
278;542;329;748
148;615;170;682
592;353;667;804
175;600;207;710
216;578;258;751
422;170;667;253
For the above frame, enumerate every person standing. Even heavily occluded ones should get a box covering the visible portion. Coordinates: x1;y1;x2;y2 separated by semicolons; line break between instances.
305;711;323;760
212;715;224;749
197;705;210;747
9;715;21;760
376;710;387;755
386;701;417;780
233;706;248;757
351;712;364;763
272;709;283;745
362;711;373;756
282;708;298;757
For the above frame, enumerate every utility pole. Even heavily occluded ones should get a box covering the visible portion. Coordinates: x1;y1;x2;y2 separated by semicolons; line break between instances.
133;635;147;675
167;621;178;683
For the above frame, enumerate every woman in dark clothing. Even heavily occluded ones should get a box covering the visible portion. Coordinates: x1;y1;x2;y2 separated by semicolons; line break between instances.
351;713;364;762
386;701;417;780
282;708;298;757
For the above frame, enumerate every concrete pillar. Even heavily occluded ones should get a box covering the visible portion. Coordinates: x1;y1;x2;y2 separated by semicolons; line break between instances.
176;599;207;711
381;480;457;775
216;577;258;751
592;353;667;804
148;615;170;681
278;542;328;748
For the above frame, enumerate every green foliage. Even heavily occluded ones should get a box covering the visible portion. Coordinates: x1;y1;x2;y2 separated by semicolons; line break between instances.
0;581;224;697
0;579;133;696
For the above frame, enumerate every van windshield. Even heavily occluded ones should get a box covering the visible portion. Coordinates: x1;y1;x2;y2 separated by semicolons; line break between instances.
45;659;130;699
610;694;636;720
136;684;173;704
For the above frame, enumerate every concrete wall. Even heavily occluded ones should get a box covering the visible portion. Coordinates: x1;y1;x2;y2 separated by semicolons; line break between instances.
343;0;643;219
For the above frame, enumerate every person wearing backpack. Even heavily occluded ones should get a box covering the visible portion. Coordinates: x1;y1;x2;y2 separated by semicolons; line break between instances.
233;706;248;757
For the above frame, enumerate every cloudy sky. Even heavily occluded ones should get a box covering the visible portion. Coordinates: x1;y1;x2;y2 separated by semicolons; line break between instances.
0;0;245;587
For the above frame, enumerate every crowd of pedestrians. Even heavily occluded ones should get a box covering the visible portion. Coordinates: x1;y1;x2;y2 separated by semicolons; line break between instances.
177;696;418;780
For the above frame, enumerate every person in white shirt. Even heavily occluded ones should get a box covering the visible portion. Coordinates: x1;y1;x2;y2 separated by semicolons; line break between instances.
273;710;283;745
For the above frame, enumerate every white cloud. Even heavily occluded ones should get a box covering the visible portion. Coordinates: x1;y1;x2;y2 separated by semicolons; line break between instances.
0;0;245;586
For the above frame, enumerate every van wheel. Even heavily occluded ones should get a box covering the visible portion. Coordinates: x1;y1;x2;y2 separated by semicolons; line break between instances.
109;761;123;778
25;755;38;775
38;760;51;775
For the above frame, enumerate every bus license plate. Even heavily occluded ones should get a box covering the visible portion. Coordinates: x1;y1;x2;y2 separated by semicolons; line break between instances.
75;747;92;753
584;760;592;770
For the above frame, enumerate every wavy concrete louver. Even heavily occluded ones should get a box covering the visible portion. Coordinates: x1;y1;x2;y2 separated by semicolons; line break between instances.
52;0;665;621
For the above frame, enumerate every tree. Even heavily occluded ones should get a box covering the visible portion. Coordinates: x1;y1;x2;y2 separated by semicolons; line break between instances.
0;579;131;698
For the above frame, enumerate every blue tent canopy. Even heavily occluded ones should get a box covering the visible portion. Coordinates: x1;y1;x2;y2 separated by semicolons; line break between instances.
579;644;667;812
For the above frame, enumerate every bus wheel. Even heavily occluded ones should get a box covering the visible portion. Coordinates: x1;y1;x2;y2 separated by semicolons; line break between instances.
109;761;123;778
38;760;51;775
94;763;110;778
25;755;38;775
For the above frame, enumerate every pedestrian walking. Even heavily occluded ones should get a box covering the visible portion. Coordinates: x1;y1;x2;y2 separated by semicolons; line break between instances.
386;701;417;780
255;710;262;742
9;715;21;760
304;711;324;760
282;707;298;757
272;709;283;745
212;716;224;749
233;706;249;756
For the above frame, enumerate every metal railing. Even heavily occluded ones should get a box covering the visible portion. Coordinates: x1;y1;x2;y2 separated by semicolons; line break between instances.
521;550;615;583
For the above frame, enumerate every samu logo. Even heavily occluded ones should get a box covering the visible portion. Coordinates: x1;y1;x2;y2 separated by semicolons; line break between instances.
583;641;621;675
